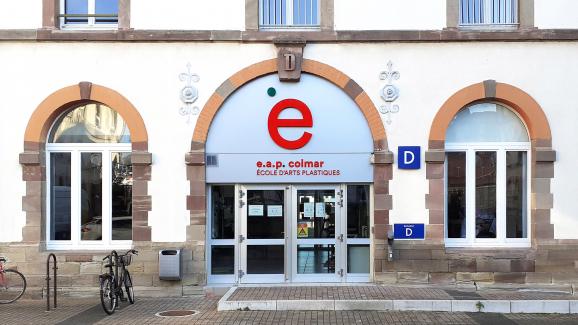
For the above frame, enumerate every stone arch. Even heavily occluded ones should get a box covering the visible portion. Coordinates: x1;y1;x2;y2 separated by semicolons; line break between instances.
425;80;555;242
185;59;393;280
20;82;152;243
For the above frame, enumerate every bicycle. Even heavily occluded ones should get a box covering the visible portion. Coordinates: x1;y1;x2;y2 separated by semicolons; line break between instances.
99;249;138;315
0;256;27;304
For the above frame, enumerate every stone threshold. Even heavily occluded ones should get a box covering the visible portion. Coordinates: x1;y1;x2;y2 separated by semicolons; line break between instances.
218;286;578;314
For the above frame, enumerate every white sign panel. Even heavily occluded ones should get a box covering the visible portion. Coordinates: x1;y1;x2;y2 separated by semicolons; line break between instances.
205;74;374;184
315;203;325;218
303;203;315;218
267;205;283;217
248;205;263;216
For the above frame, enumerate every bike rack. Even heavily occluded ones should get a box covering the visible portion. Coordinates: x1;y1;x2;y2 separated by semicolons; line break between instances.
46;253;57;312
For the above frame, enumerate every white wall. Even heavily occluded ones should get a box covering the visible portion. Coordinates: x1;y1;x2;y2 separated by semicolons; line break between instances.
334;0;446;30
0;0;41;29
534;0;578;29
130;0;246;30
0;41;577;242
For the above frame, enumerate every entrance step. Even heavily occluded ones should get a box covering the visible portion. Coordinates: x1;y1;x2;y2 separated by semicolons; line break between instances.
218;286;578;314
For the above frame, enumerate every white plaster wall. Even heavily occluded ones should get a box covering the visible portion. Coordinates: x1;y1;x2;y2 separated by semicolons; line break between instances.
0;0;41;29
334;0;446;30
0;41;577;242
130;0;245;30
535;0;578;29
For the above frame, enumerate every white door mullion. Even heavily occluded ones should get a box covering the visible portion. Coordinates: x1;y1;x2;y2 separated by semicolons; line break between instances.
286;0;294;25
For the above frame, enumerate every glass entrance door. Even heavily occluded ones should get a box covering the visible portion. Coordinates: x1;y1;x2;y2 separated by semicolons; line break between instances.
239;186;287;283
291;186;342;282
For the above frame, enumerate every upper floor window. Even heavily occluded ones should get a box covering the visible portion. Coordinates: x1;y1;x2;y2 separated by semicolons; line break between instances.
259;0;319;29
60;0;119;29
459;0;518;28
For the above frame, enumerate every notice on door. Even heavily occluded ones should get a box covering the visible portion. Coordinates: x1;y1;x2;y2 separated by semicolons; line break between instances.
315;203;325;218
303;203;315;218
248;205;264;216
267;205;283;217
297;222;309;238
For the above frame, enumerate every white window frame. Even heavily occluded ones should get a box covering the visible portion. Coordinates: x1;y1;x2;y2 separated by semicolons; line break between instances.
46;142;132;250
59;0;119;30
259;0;320;30
444;142;531;248
459;0;518;28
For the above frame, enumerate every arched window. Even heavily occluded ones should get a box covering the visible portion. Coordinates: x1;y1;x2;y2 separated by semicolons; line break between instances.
445;102;530;247
47;103;132;249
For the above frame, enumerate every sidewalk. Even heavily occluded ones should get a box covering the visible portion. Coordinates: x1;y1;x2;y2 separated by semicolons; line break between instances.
219;285;578;313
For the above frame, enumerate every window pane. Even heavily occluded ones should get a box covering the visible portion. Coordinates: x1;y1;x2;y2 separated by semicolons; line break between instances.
65;0;88;24
211;246;234;275
247;190;284;239
506;151;527;238
447;152;466;238
297;244;335;274
296;190;335;239
50;153;71;240
49;103;130;143
211;186;235;240
95;0;118;24
347;244;369;274
111;152;132;240
81;153;102;241
247;245;284;274
446;103;528;143
347;185;369;238
475;151;496;238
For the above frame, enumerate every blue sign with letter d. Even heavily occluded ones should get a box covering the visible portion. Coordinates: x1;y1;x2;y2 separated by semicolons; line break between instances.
398;146;420;169
394;224;425;240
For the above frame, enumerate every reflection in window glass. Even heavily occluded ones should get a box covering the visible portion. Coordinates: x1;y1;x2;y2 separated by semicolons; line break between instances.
49;103;130;144
80;153;102;241
95;0;119;24
296;190;335;239
211;246;235;275
447;152;466;238
50;153;72;240
247;190;284;239
247;245;284;274
347;245;369;274
475;151;496;238
297;244;335;274
211;186;235;240
65;0;88;24
506;151;527;238
347;185;370;238
111;152;132;240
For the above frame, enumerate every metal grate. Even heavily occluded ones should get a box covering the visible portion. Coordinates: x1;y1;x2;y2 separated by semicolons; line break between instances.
206;154;218;167
259;0;319;28
459;0;518;26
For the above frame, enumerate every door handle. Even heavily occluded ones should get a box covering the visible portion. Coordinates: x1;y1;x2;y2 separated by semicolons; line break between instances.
238;234;245;243
337;234;344;242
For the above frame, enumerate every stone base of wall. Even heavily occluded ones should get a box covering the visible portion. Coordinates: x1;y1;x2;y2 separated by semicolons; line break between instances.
0;241;206;299
374;242;578;286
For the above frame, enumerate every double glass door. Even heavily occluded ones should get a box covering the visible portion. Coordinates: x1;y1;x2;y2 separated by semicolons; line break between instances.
234;185;370;284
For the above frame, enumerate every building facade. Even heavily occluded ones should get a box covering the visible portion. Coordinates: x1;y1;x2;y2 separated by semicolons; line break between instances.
1;0;578;294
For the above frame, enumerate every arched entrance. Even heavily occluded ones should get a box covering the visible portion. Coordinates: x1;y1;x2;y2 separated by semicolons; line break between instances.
185;59;393;283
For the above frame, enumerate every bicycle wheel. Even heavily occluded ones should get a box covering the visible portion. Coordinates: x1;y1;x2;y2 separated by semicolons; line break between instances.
100;275;117;315
0;270;27;304
124;270;135;304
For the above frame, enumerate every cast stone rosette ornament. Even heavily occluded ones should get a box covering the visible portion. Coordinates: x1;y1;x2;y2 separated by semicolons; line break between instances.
379;60;400;125
179;63;200;123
